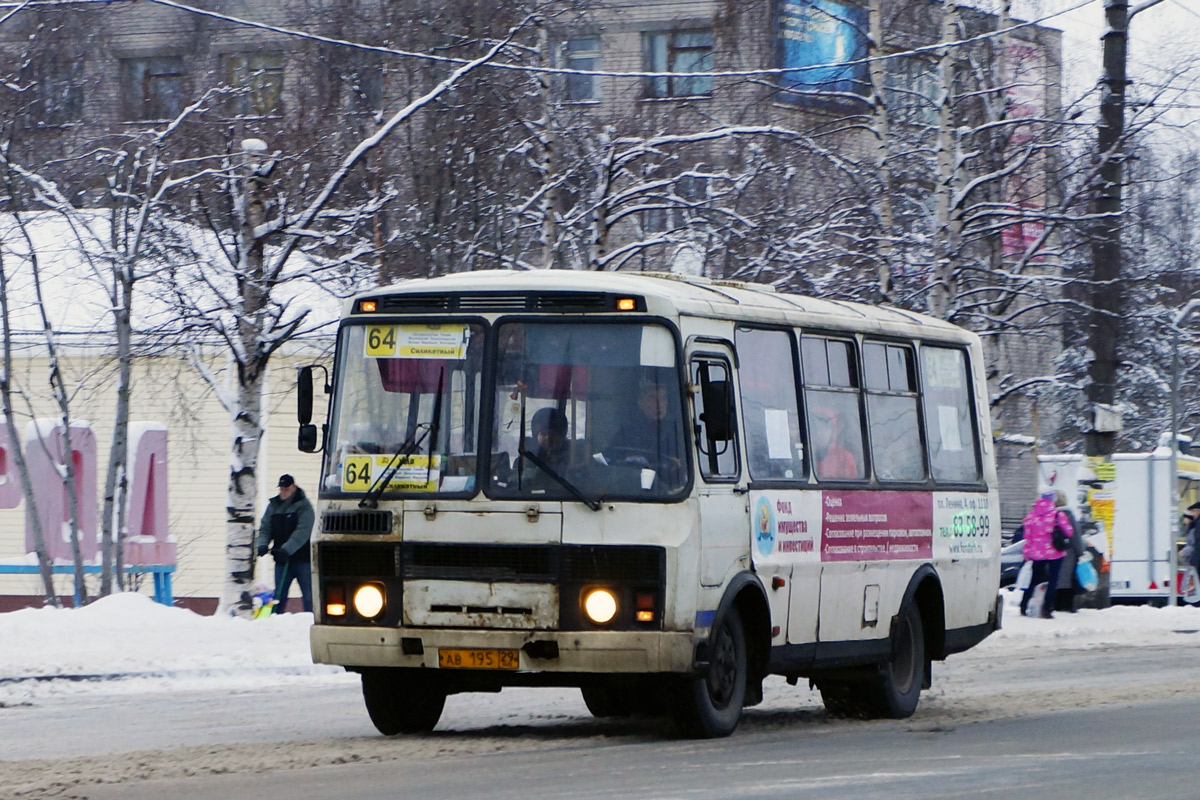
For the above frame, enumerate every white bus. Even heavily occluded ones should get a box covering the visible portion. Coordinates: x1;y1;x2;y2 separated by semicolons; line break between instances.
297;270;1002;738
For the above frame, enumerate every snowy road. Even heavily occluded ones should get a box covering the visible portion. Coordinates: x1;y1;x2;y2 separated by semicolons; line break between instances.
3;594;1200;798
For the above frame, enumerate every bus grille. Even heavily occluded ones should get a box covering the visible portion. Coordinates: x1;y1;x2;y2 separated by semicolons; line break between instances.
319;543;400;577
321;509;393;535
562;547;664;583
404;543;555;581
318;542;663;584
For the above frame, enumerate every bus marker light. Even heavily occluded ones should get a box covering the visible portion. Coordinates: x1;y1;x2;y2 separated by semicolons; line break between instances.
616;297;636;311
772;576;786;589
583;588;617;624
353;584;385;618
360;300;378;312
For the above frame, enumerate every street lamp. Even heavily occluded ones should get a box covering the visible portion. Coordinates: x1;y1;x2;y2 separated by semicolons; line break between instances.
1168;298;1200;605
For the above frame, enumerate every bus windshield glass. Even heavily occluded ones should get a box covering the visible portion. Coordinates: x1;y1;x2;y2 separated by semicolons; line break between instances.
323;322;484;496
488;321;688;502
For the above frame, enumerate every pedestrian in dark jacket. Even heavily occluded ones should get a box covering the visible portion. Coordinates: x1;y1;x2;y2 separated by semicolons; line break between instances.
1052;491;1086;612
256;474;315;613
1182;502;1200;572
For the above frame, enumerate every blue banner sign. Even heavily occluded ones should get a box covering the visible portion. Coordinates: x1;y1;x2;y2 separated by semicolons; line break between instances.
779;0;869;105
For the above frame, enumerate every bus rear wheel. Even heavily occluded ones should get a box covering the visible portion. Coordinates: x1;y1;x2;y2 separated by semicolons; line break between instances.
672;610;747;738
864;602;925;719
361;669;446;735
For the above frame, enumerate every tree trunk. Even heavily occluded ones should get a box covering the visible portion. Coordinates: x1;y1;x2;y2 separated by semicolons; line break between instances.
0;248;60;607
102;269;133;594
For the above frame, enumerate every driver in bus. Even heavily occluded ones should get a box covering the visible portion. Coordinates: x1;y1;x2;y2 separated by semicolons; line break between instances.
603;378;685;487
811;405;859;480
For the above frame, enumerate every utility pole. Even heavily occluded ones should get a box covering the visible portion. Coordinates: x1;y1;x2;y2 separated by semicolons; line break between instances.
1083;0;1168;456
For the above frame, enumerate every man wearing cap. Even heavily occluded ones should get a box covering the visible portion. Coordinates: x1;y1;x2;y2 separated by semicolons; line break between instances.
256;474;316;613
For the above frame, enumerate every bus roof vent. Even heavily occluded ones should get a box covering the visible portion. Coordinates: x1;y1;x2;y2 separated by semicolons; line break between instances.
456;294;528;312
535;292;610;312
378;295;451;313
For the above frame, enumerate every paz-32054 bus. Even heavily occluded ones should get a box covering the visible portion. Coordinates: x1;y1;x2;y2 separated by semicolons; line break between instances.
296;270;1002;738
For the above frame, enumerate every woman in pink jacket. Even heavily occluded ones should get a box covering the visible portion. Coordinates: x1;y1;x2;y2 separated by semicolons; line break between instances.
1019;487;1074;618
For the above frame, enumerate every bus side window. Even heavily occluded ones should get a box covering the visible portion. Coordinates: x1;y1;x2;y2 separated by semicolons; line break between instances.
801;336;867;481
736;327;805;481
920;345;981;483
691;358;738;480
863;342;927;482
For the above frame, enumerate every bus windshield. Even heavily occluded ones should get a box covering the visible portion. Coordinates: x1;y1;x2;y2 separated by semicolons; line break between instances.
488;321;689;502
323;322;484;496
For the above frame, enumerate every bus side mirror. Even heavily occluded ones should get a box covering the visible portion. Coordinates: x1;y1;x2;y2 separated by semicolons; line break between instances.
700;378;733;442
298;366;314;425
298;424;319;453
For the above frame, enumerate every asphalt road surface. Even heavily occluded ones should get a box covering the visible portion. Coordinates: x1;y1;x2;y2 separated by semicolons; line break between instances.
5;631;1200;799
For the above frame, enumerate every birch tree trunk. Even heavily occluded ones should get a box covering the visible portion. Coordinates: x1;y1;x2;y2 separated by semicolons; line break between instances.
930;0;962;320
0;242;59;607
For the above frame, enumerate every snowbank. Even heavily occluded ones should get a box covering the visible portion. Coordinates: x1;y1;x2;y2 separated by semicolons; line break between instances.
2;591;1199;704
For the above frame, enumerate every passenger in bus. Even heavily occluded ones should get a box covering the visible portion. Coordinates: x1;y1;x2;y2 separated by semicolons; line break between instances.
528;407;570;468
811;406;859;480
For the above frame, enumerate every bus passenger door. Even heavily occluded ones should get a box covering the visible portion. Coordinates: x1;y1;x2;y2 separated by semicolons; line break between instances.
688;348;751;594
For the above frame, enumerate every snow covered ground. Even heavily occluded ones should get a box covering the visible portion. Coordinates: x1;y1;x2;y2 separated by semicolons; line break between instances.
3;589;1200;708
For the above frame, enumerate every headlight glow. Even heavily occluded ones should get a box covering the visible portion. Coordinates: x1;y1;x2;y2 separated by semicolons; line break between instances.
353;584;385;618
583;588;618;624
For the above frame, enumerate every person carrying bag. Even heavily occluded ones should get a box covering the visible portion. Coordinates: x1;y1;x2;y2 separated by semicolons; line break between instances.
1020;486;1074;619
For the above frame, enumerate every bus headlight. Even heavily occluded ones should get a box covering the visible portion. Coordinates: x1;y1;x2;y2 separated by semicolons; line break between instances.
583;588;618;624
353;584;385;618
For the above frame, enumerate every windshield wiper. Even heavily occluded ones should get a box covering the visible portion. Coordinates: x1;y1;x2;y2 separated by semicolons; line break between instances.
518;445;602;512
359;368;445;509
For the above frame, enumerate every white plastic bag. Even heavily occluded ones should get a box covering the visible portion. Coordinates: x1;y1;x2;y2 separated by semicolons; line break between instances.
1015;560;1033;591
1024;582;1047;617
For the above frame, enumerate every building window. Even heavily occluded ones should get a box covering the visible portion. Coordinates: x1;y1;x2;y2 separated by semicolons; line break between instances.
884;56;938;126
222;53;284;117
36;72;84;125
122;57;185;121
563;37;601;102
644;175;708;233
336;62;383;116
644;30;713;98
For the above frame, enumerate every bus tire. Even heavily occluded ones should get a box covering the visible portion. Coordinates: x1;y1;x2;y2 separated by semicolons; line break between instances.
581;685;632;718
361;669;446;735
672;610;747;738
817;679;870;719
865;602;925;719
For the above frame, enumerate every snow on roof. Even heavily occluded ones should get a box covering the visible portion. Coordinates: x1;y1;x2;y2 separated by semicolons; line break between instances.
0;212;343;346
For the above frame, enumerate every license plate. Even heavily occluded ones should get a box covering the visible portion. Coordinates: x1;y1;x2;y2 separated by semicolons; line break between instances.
437;648;519;670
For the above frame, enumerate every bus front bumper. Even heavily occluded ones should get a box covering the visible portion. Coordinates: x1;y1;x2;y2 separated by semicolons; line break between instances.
311;625;696;674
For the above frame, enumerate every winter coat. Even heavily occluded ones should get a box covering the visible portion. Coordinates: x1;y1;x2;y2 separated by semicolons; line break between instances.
1022;496;1072;562
1188;518;1200;571
256;488;315;563
1055;508;1086;590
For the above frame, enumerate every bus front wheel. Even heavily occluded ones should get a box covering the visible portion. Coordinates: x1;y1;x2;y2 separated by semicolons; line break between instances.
672;610;747;738
361;669;446;735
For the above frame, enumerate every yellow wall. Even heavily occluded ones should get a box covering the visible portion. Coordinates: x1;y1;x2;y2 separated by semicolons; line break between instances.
0;343;331;605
